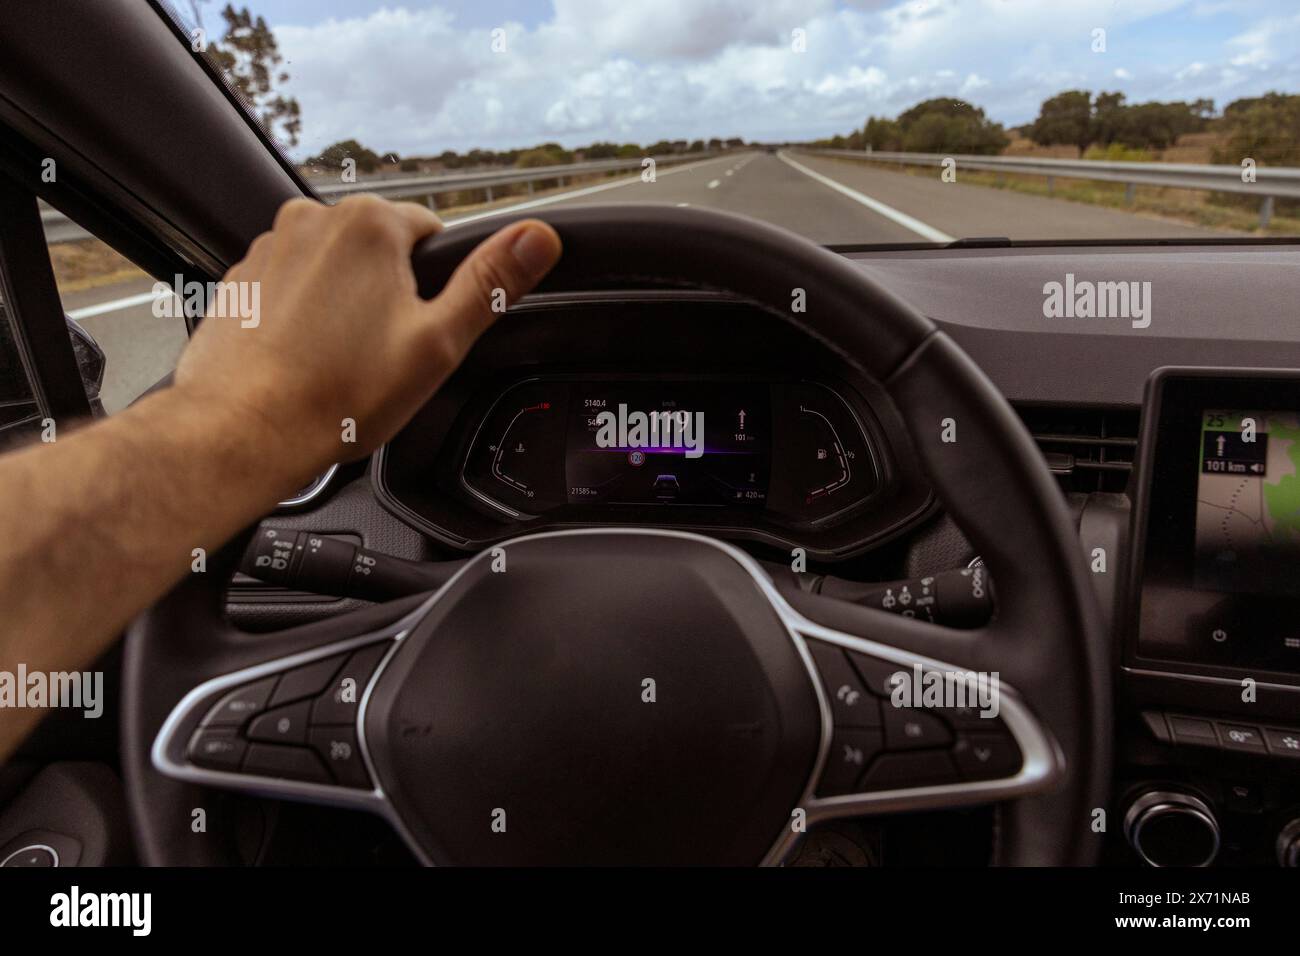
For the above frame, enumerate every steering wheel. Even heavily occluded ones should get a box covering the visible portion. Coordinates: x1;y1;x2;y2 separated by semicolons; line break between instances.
123;204;1110;866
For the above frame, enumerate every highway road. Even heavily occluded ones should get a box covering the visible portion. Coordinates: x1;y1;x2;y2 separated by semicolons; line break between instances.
63;149;1229;412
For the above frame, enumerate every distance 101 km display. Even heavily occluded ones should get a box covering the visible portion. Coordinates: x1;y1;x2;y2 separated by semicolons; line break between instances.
460;377;878;523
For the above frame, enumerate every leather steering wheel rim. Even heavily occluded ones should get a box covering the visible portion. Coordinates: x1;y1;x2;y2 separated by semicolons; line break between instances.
124;204;1110;866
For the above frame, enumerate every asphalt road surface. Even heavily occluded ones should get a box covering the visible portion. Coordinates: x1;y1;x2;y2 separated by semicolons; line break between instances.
63;149;1228;411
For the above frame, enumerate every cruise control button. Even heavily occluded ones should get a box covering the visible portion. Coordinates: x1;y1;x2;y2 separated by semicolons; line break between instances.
930;704;1000;731
845;651;910;699
859;751;959;791
247;700;311;745
188;728;246;770
807;641;881;728
1216;722;1265;752
883;707;952;750
201;676;277;727
269;654;346;707
309;727;372;788
817;729;883;796
952;732;1022;780
311;643;391;725
243;744;330;783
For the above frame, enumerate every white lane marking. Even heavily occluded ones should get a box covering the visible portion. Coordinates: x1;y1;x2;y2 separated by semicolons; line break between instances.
725;170;733;176
676;202;690;207
66;289;167;321
707;179;721;189
447;154;736;226
776;151;954;243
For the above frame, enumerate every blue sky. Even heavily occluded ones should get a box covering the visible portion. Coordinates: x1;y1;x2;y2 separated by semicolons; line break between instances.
175;1;1300;158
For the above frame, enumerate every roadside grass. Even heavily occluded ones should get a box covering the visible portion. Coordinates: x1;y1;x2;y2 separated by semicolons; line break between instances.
842;159;1300;237
48;240;147;294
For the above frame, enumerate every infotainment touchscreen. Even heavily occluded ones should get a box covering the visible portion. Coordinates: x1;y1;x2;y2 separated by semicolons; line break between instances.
1194;410;1300;596
1129;370;1300;679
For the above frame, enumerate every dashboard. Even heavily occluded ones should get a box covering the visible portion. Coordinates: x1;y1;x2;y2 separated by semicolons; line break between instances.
256;245;1300;867
372;294;935;559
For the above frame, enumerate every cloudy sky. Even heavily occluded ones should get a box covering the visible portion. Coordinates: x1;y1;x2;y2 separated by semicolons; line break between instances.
179;0;1300;159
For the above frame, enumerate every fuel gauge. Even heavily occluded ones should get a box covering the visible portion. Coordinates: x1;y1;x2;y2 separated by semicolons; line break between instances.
767;382;878;523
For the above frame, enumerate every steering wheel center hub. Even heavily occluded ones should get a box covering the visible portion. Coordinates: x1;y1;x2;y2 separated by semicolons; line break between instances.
364;531;821;865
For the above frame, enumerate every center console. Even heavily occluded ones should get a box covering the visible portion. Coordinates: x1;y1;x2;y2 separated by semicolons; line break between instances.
1122;367;1300;866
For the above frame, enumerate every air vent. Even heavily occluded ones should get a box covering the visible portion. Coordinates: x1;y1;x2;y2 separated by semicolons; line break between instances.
1014;404;1139;495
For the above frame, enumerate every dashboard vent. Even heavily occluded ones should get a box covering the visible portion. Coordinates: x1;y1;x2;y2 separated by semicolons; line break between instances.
1014;405;1139;495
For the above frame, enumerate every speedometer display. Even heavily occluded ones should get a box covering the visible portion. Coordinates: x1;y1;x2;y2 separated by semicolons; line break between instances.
566;382;770;507
461;376;878;524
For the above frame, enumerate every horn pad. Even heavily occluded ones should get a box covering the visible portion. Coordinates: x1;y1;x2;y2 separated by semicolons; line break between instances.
365;532;821;865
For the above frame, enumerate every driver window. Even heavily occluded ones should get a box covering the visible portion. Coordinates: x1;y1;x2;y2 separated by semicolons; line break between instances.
44;208;188;414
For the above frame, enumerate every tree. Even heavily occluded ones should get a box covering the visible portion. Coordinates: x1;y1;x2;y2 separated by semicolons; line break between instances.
863;117;901;151
1029;90;1094;153
516;144;573;167
207;5;302;147
582;142;621;159
309;139;382;173
892;98;1008;154
1090;91;1127;147
1216;92;1300;166
1030;90;1210;154
1112;100;1206;150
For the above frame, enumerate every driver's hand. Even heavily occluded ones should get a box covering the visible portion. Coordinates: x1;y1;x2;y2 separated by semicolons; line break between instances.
174;196;561;487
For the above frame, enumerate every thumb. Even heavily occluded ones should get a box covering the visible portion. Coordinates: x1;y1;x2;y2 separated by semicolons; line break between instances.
423;219;562;359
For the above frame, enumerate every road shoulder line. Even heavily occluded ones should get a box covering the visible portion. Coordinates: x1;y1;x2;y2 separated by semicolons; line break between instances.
777;151;954;243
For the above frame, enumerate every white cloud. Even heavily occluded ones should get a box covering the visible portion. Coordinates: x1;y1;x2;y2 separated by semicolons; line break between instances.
268;0;1300;157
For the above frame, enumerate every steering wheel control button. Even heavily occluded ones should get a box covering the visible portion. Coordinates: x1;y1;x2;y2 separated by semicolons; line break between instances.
243;744;331;783
952;733;1022;780
247;700;312;745
188;728;247;770
201;676;278;727
817;729;884;796
269;654;346;708
310;642;391;725
929;705;998;731
807;641;881;728
859;751;959;791
882;707;952;750
1216;722;1266;752
845;651;909;698
308;727;371;788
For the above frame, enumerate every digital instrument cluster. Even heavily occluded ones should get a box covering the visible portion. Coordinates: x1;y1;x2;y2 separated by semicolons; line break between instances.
460;377;878;525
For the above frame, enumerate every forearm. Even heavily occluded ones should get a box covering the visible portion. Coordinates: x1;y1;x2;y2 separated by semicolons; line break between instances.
0;385;313;757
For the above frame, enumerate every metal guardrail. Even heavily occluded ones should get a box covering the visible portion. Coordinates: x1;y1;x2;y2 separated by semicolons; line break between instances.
799;148;1300;227
42;153;716;244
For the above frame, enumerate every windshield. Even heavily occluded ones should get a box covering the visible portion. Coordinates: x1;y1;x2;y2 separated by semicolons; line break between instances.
176;0;1299;245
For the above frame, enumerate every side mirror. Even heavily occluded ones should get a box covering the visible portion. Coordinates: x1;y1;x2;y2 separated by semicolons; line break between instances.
66;316;106;409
